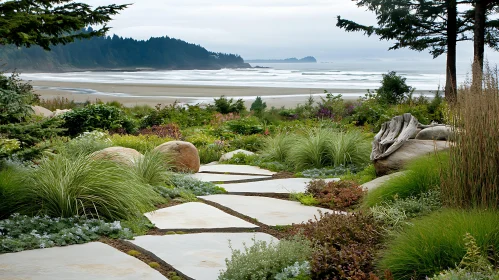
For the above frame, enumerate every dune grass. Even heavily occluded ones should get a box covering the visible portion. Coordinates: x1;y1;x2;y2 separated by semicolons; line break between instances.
18;154;161;220
378;209;499;279
362;152;448;208
441;67;499;209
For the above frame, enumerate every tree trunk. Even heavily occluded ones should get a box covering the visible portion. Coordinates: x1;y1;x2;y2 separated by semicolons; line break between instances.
473;0;488;88
445;0;458;102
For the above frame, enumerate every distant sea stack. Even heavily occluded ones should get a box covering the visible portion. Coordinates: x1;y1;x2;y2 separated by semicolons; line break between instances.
245;56;317;63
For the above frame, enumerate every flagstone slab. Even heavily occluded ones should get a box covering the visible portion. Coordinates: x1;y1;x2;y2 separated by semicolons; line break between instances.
199;164;275;176
129;233;276;280
145;202;258;231
220;178;340;195
188;173;269;183
199;195;344;226
0;242;166;280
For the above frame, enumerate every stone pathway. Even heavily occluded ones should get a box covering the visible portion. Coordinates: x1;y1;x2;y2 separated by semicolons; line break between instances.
0;242;165;280
129;233;277;280
2;164;345;280
145;202;259;231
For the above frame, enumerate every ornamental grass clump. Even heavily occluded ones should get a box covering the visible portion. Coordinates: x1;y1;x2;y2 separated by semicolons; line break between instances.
363;152;447;208
441;66;499;209
378;209;499;279
21;154;161;220
131;150;172;186
218;235;313;280
260;132;294;162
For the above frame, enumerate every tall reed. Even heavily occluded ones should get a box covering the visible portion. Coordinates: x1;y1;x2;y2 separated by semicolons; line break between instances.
441;65;499;209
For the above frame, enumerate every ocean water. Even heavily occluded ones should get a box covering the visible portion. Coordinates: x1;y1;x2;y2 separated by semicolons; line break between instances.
21;60;468;92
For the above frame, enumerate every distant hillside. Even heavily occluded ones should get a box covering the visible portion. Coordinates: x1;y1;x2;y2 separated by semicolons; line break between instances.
245;56;317;63
0;28;250;72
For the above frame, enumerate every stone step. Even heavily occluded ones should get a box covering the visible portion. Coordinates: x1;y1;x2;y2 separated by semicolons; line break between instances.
188;173;271;184
129;233;277;280
199;194;345;226
0;242;166;280
199;164;275;176
220;178;340;195
144;202;258;232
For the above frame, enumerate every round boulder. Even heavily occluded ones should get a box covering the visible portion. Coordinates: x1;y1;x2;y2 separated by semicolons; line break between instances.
374;139;449;176
92;147;142;166
415;126;453;141
154;141;200;173
52;109;72;117
31;106;53;118
219;149;255;162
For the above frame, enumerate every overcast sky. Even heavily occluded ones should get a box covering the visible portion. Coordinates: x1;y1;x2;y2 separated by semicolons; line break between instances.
82;0;498;65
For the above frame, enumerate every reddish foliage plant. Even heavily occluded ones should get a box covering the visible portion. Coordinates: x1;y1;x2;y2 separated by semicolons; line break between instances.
291;212;383;280
306;180;366;210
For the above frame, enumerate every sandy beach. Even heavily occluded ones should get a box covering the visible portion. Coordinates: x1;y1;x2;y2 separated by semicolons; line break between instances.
30;80;433;108
30;80;369;107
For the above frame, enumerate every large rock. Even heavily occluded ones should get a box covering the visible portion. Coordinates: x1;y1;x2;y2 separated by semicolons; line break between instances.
31;105;53;118
374;140;449;175
154;141;200;173
415;126;453;141
361;171;408;191
219;149;255;162
52;108;72;117
92;147;142;166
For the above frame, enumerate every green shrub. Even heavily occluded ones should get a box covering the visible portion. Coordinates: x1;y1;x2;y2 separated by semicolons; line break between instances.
0;72;36;124
339;164;377;184
370;189;442;230
350;93;390;129
223;152;258;165
61;104;136;136
140;103;214;128
198;142;226;164
375;71;414;105
225;116;263;135
0;214;133;253
229;134;264;152
110;134;170;154
250;96;267;115
379;209;499;279
212;95;246;114
363;152;447;208
218;236;313;280
19;154;160;220
185;131;219;147
291;212;383;279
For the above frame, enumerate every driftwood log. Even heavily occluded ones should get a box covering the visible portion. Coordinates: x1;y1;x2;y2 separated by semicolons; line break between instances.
371;113;420;161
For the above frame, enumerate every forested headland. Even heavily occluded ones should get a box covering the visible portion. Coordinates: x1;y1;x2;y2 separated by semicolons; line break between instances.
0;28;250;72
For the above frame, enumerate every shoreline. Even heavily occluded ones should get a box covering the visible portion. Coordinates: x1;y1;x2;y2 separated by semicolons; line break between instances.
30;80;434;108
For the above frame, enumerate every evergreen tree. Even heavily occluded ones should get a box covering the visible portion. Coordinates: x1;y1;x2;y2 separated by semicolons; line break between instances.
0;0;129;50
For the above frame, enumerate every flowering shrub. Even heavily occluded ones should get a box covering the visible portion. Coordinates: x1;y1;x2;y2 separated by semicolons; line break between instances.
291;212;383;279
0;214;133;253
305;180;365;209
218;236;313;280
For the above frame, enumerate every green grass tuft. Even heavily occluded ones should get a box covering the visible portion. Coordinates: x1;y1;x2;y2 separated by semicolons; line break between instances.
378;209;499;280
363;152;448;208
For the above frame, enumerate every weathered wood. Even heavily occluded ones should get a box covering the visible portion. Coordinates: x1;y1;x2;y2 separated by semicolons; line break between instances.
371;113;420;161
